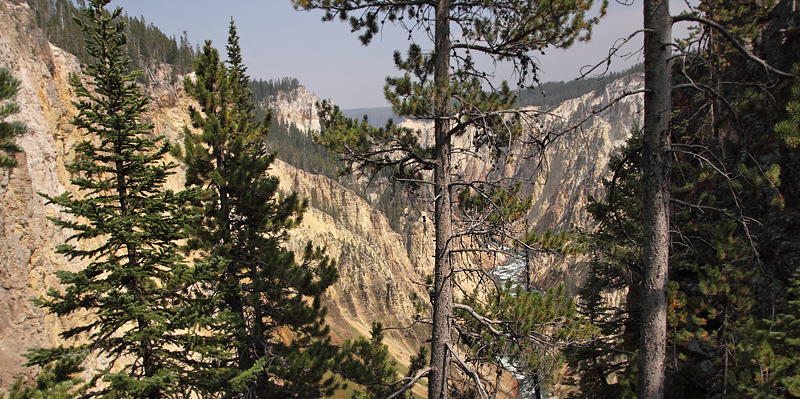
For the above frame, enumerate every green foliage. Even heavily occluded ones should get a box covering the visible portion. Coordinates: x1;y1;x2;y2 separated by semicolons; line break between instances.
249;77;301;106
27;1;201;397
296;1;610;396
458;283;595;387
181;21;340;398
25;0;197;78
457;183;533;226
340;325;428;399
297;0;607;84
2;353;86;399
775;65;800;148
727;270;800;398
0;66;25;169
516;63;644;109
523;228;586;256
564;134;644;397
568;8;800;389
339;323;400;399
567;120;774;397
267;118;339;176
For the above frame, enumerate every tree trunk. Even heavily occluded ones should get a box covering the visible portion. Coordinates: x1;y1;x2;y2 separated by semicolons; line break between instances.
429;1;453;398
639;1;672;398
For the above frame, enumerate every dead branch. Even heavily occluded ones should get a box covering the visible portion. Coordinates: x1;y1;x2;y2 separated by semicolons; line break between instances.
386;367;432;399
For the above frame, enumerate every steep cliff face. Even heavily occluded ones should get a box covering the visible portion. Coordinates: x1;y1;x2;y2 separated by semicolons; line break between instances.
268;85;322;132
523;75;643;232
0;0;88;383
398;76;643;234
270;160;428;356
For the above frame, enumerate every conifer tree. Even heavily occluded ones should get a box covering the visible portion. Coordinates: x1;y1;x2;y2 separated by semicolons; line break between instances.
337;322;427;399
1;353;86;399
181;21;340;398
26;1;200;397
294;1;607;397
567;1;800;394
0;66;25;169
635;1;796;395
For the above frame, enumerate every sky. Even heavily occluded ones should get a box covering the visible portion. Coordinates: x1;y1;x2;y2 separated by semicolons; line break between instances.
110;0;693;110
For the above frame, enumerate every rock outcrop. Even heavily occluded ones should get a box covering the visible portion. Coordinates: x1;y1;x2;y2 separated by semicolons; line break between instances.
268;85;322;132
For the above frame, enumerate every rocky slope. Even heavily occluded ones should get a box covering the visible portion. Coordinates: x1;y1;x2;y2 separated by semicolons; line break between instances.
1;0;92;382
396;76;643;286
0;0;642;391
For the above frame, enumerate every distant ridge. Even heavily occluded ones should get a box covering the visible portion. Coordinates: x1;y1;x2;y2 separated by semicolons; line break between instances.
517;63;644;109
342;107;405;128
341;64;644;127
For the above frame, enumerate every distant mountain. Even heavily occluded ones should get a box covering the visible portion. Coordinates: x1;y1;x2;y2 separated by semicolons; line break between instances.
342;107;405;127
340;65;643;127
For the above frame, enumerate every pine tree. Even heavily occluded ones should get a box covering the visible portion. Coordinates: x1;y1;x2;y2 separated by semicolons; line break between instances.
26;1;200;397
564;129;644;399
0;66;25;169
567;1;800;394
295;1;607;397
776;64;800;148
336;322;412;399
181;21;340;398
1;353;86;399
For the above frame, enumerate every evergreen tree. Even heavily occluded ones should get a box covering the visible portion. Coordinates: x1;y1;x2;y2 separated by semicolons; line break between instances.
25;0;197;76
26;1;200;397
295;1;607;397
567;1;800;395
1;353;86;399
0;66;25;169
337;322;428;399
181;20;339;398
776;64;800;148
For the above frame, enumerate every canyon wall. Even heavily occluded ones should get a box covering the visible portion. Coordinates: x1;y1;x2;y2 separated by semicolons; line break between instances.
0;0;642;390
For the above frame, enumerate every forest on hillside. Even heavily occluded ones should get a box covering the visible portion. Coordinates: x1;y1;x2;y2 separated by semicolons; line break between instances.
25;0;196;81
517;63;644;109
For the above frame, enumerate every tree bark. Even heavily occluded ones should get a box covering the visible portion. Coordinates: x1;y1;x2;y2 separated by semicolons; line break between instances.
639;1;672;398
429;0;453;398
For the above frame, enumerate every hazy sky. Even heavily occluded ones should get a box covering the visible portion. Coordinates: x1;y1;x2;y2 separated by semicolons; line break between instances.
110;0;692;109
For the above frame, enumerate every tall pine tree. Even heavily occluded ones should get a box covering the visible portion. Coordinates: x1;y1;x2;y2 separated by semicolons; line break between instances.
27;1;200;398
294;1;606;397
181;21;340;398
567;1;800;395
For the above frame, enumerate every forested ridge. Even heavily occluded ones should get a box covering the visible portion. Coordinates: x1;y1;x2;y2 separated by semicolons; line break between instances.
25;0;196;80
517;63;644;109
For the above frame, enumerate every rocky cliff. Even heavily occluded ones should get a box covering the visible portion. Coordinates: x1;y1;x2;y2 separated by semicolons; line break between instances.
265;84;323;132
0;0;642;390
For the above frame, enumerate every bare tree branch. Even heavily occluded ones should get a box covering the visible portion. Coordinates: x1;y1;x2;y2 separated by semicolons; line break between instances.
446;343;490;399
672;14;794;79
386;367;432;399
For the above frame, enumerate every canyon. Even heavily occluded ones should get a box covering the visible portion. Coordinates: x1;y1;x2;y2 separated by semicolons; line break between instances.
0;0;642;392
